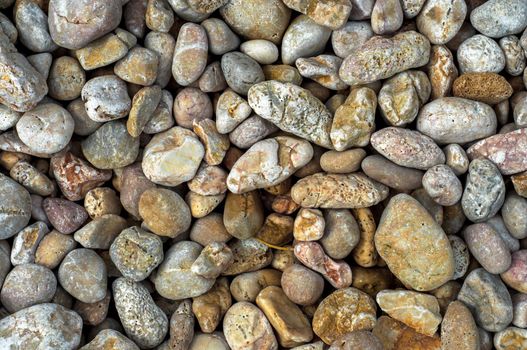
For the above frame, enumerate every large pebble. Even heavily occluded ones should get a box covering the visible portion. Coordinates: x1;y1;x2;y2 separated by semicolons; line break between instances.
16;103;74;154
441;301;480;350
142;127;204;186
467;128;527;175
81;120;139;169
375;194;455;291
470;0;527;38
221;52;265;95
153;241;215;300
201;18;240;56
81;75;131;122
58;248;107;303
74;33;130;71
458;268;513;332
464;223;511;274
223;301;278;350
361;155;423;192
416;0;467;44
138;188;191;238
0;303;82;350
417;97;497;144
291;173;389;209
172;23;208;86
48;0;122;50
376;289;441;336
1;263;56;313
113;277;168;348
372;316;440;350
14;0;57;52
457;35;506;73
222;238;272;276
370;127;445;170
312;288;377;345
74;214;127;249
281;15;331;65
227;136;313;193
428;45;459;100
453;72;513;105
248;80;333;148
462;159;506;222
0;174;31;239
43;198;88;234
339;31;430;86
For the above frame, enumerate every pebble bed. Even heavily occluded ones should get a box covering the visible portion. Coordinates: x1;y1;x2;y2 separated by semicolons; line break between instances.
0;0;526;349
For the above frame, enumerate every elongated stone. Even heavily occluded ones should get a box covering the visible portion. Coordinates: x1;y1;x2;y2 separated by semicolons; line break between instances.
248;80;333;148
172;23;208;86
291;173;389;209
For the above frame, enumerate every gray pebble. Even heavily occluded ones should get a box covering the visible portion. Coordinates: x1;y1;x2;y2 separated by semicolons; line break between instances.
113;277;168;348
0;263;56;313
221;52;265;95
144;31;175;88
457;35;506;73
199;62;228;93
449;235;469;280
487;215;520;252
172;23;208;86
0;104;21;131
10;221;49;266
229;115;278;149
502;192;527;239
500;35;526;76
320;209;360;260
0;173;31;239
14;0;57;52
82;75;131;122
422;164;463;206
470;0;527;38
144;90;174;134
73;214;128;250
462;159;506;223
463;223;511;274
331;21;374;59
167;0;209;22
110;226;164;281
281;15;331;65
512;293;527;328
201;18;240;55
58;248;107;303
361;154;424;192
67;99;102;136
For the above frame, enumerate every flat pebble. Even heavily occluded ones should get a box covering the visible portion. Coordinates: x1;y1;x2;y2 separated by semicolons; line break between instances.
43;198;88;234
221;52;264;95
320;149;366;173
361;155;424;192
74;33;130;71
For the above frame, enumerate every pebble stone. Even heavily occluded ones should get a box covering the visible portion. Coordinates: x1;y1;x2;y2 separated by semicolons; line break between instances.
361;154;424;192
422;164;463;206
281;264;324;306
464;223;511;274
502;193;527;239
172;23;208;86
457;35;506;74
501;250;527;293
10;221;49;265
494;327;527;350
416;0;467;45
81;75;132;122
114;47;159;86
371;0;403;35
320;209;360;259
470;0;527;38
80;329;139;350
43;198;88;234
441;301;480;350
222;52;265;95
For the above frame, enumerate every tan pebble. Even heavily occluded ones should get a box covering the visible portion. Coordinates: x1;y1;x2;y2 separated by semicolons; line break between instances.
192;278;232;333
172;23;208;86
223;191;264;240
441;301;480;350
372;316;441;350
230;269;282;302
255;213;294;247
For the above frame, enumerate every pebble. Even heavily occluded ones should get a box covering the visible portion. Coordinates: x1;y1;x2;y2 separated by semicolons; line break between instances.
48;0;122;50
187;192;225;218
189;213;232;246
281;264;324;306
416;0;467;44
229;114;278;149
113;277;168;348
144;90;174;134
329;331;382;350
453;73;513;105
142;126;204;186
0;303;82;349
371;0;403;35
73;291;111;326
10;221;49;265
444;144;469;175
449;235;470;279
296;55;346;90
58;248;107;303
168;298;194;350
187;164;227;196
373;315;441;350
0;263;56;313
513;293;527;328
256;286;313;347
412;188;444;225
193;119;230;166
291;173;389;209
16;103;74;154
378;70;431;126
192;277;232;333
43;198;88;234
35;230;76;269
312;288;377;345
201;18;240;55
361;155;424;192
10;161;54;196
191;242;233;279
80;329;139;350
294;241;352;288
349;0;375;19
189;332;230;350
263;65;303;85
199;61;228;93
221;52;265;95
215;90;252;134
145;0;174;32
331;21;374;59
502;192;527;239
464;223;511;274
255;212;293;246
512;171;527;197
227;136;312;193
144;32;175;88
51;152;112;201
467;128;527;175
81;75;131;122
173;87;212;129
458;268;513;332
14;0;57;52
487;214;520;252
376;289;441;336
223;301;278;350
153;241;215;299
428;45;458;100
0;105;21;132
417;97;497;144
47;57;86;101
240;40;279;65
320;149;365;173
230;269;281;302
84;187;121;219
222;238;272;275
114;47;159;86
172;23;208;86
441;301;480;350
462;159;506;222
139;188;191;238
422;164;463;206
501;250;527;293
110;226;163;281
457;35;506;73
282;15;331;65
339;31;430;86
127;85;162;137
375;194;454;291
67;99;101;136
284;0;351;30
293;208;324;242
74;33;130;71
0;51;48;112
320;209;360;259
470;0;527;38
168;0;209;21
494;327;527;350
370;127;445;170
500;35;526;76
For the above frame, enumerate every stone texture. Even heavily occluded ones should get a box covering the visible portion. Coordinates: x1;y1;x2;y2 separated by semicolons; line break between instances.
372;316;441;350
441;301;480;350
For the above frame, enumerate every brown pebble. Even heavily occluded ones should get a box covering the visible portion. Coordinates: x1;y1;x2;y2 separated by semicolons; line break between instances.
453;72;513;105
